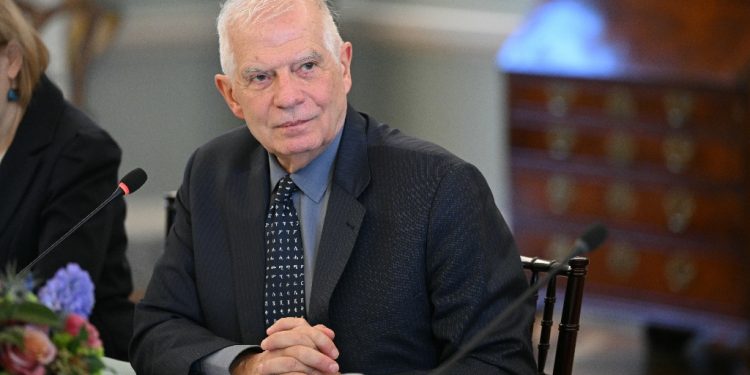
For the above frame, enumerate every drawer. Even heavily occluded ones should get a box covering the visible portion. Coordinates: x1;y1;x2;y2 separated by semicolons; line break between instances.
513;221;749;318
508;75;746;134
510;162;745;239
510;122;745;183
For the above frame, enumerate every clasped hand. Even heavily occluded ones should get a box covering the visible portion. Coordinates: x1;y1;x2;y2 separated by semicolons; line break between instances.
232;317;341;375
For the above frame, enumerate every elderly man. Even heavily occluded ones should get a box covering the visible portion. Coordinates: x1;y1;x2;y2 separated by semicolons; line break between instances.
130;0;536;374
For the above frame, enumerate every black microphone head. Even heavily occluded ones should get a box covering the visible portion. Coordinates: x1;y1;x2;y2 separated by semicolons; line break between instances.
120;168;148;195
579;222;608;254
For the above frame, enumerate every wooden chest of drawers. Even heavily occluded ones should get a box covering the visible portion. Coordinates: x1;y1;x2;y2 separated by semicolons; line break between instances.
499;0;750;332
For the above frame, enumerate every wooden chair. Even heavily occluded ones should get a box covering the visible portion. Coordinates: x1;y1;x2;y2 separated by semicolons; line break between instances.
522;255;590;375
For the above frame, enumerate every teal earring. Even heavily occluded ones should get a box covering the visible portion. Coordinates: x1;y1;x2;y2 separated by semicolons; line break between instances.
7;88;19;102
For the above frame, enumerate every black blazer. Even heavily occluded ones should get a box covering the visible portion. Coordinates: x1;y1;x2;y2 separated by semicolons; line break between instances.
132;106;536;374
0;76;134;360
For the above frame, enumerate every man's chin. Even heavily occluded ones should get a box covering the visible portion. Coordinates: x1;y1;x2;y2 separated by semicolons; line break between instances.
272;143;325;167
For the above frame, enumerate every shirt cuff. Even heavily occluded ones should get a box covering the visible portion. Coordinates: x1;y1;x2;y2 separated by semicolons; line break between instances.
198;345;260;375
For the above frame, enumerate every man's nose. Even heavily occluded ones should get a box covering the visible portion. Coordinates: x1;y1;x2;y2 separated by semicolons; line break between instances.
273;72;305;108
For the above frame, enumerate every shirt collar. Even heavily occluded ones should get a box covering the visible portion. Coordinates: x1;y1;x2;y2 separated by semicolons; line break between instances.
268;128;343;203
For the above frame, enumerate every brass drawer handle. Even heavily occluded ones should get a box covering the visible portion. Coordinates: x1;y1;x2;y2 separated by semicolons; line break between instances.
663;189;695;233
546;175;575;215
662;135;695;174
606;241;639;280
664;91;693;128
546;234;574;260
605;182;637;218
545;126;577;160
665;256;696;293
545;83;576;117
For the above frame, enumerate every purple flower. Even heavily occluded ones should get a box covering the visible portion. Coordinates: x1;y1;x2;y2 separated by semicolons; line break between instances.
38;263;94;318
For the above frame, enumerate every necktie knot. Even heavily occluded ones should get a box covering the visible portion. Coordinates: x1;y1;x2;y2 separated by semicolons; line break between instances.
275;175;298;201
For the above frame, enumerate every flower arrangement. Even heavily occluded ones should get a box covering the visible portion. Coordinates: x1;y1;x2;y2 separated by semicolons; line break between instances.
0;263;105;375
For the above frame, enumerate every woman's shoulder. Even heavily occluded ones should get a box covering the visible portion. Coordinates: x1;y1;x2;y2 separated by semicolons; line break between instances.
54;102;121;159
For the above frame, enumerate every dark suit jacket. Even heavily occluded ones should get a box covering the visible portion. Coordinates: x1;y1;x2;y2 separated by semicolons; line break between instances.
0;76;134;360
131;106;536;374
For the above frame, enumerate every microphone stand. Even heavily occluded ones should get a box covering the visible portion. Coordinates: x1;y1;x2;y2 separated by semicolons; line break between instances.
16;168;146;276
17;188;124;276
431;258;576;374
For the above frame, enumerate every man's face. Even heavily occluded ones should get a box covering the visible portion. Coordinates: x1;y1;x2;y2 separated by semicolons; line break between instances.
215;2;352;172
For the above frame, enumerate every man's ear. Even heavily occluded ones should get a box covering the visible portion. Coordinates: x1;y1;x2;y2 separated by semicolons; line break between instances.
4;40;23;81
215;74;245;119
339;41;353;94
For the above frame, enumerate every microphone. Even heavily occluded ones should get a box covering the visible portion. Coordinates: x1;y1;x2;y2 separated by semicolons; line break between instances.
17;168;148;276
569;223;607;258
117;167;148;196
430;222;607;375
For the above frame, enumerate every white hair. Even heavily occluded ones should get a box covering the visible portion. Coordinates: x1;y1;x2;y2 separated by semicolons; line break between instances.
217;0;342;77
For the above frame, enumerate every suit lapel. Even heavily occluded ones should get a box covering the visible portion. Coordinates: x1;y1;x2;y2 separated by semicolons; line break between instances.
225;144;270;342
309;107;370;323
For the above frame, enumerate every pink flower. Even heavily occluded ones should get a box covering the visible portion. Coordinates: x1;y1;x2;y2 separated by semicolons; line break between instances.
0;345;44;375
64;314;102;349
22;326;56;365
0;325;55;375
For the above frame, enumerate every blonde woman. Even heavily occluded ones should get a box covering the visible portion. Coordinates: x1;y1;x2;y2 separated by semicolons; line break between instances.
0;0;133;360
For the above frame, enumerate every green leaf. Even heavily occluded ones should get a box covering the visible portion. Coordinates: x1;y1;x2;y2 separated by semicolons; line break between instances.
0;327;24;346
85;355;106;373
0;301;62;326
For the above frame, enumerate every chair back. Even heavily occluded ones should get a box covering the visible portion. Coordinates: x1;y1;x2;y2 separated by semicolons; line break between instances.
521;255;589;375
164;190;177;242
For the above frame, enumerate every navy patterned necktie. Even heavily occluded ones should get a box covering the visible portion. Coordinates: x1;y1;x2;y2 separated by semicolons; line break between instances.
264;175;306;327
